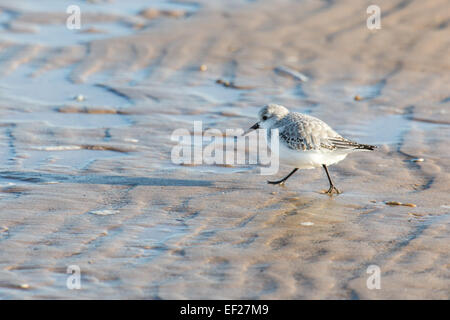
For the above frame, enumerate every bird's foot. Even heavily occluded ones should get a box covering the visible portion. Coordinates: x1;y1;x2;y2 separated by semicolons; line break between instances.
267;180;286;186
325;185;341;195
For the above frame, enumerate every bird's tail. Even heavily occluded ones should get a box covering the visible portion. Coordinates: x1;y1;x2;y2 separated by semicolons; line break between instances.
328;137;377;151
355;143;377;151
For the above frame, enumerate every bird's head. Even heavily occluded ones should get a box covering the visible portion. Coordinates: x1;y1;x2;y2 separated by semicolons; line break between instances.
245;104;289;134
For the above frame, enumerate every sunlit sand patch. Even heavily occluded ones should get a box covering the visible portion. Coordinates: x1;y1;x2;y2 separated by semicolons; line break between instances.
385;201;417;208
56;105;132;115
409;158;425;163
89;209;119;216
31;145;83;151
30;145;133;153
41;181;60;184
139;8;188;19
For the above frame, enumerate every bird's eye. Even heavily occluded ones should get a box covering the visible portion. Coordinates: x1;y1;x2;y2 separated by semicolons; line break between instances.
262;115;268;121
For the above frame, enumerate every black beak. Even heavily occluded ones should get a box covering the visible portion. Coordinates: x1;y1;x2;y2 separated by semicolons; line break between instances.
243;122;260;135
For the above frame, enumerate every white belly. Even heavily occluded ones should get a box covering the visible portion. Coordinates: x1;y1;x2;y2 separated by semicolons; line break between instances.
275;143;348;169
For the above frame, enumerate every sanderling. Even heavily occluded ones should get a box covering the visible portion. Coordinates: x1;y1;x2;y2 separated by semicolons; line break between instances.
245;104;376;194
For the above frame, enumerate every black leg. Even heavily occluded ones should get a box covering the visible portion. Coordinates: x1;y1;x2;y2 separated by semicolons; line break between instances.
268;168;298;185
322;164;340;194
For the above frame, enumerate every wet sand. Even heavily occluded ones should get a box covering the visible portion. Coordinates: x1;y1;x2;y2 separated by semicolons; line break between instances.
0;0;449;299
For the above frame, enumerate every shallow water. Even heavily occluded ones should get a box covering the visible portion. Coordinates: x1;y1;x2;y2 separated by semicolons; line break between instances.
0;0;449;299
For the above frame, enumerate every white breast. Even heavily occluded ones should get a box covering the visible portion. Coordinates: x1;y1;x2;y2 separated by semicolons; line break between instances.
273;142;348;169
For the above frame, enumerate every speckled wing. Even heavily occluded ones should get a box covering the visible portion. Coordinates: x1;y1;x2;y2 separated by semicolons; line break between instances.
276;113;339;151
276;112;376;151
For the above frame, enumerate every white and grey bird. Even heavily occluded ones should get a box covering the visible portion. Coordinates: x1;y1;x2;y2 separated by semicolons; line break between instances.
245;104;376;194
